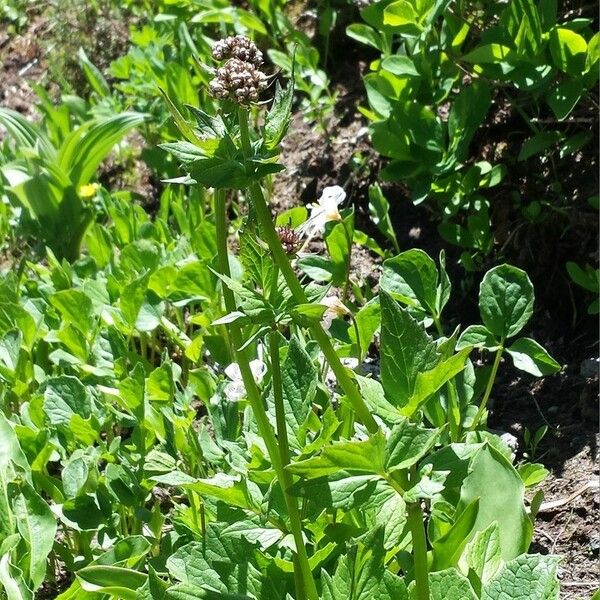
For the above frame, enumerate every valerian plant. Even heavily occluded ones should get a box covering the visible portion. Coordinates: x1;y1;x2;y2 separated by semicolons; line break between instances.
144;34;564;600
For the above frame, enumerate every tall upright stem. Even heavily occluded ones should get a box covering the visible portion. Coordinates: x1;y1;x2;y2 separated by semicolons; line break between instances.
407;501;430;600
469;344;504;432
237;108;378;434
214;189;318;600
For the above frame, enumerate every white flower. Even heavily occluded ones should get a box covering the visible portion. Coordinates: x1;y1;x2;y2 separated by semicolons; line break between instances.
298;185;346;241
223;359;266;402
320;295;350;330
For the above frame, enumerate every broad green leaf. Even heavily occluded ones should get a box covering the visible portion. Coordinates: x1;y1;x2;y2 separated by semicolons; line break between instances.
517;463;549;487
479;265;534;339
50;289;94;335
165;584;249;600
167;542;225;592
385;419;440;471
0;413;29;477
460;522;503;587
506;338;560;376
381;55;420;77
356;375;401;425
547;79;583;120
43;375;92;425
346;24;382;50
457;444;532;560
381;250;438;315
268;337;316;444
457;325;499;351
428;568;478;600
287;433;386;479
462;44;515;64
383;1;419;27
482;554;560;600
518;131;562;161
13;482;56;588
403;348;471;416
380;291;439;406
549;27;587;74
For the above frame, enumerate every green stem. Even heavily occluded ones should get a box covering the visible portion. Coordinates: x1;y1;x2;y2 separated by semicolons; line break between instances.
407;501;430;600
351;316;363;363
269;331;291;467
237;108;378;434
469;344;504;432
432;314;460;441
341;218;353;303
215;188;317;600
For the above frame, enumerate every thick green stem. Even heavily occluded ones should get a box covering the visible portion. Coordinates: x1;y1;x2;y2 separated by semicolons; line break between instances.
237;108;378;434
407;501;430;600
469;344;504;432
215;189;317;600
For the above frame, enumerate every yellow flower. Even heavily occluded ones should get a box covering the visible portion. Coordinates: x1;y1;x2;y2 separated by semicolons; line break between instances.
78;183;100;198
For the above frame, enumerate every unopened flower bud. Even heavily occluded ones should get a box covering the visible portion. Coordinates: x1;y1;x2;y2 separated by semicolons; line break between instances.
212;35;263;67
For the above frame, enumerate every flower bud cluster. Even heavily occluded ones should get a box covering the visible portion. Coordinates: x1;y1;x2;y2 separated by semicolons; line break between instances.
275;225;301;254
210;36;267;104
212;35;263;66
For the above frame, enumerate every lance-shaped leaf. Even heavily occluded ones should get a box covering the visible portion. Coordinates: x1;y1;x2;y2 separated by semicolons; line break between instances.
506;338;560;376
380;292;470;416
264;79;294;150
12;482;56;589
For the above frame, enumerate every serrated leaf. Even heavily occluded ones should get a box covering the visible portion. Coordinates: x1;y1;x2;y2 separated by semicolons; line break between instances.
264;80;293;150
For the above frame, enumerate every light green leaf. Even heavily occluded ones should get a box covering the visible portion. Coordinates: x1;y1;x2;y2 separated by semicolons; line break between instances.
380;291;439;406
43;375;92;425
479;265;534;339
549;27;587;74
506;338;560;376
482;554;560;600
271;337;317;442
457;444;532;560
460;522;503;587
427;568;478;600
77;565;146;599
381;250;438;315
50;289;94;335
431;499;479;570
457;325;499;351
13;483;56;589
385;419;440;471
287;433;386;479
